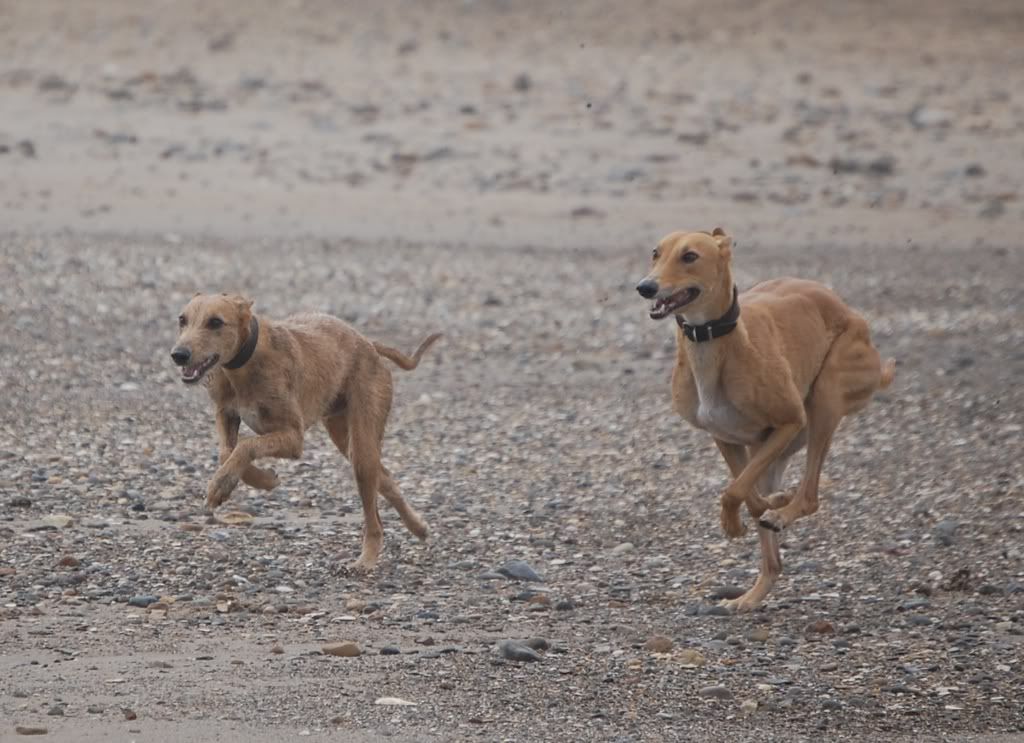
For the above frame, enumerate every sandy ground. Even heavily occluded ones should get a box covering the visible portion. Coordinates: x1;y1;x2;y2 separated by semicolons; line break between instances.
2;1;1024;742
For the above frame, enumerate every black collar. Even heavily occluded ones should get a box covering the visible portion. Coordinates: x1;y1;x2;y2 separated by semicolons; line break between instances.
676;287;740;343
224;316;259;370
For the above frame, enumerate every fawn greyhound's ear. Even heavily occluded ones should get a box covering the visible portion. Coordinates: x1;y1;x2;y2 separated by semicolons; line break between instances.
711;227;733;256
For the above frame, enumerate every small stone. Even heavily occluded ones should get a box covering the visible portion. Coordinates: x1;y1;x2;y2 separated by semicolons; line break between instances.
498;639;542;662
554;599;576;611
527;593;550;607
524;637;550;651
10;496;32;508
43;514;73;529
909;105;953;129
15;727;48;735
57;556;80;568
740;699;758;715
823;699;842;710
934;519;958;546
374;697;416;706
87;706;103;714
698;685;733;700
804;619;835;636
128;595;159;608
709;585;745;600
644;635;674;653
345;598;368;612
611;542;634;555
747;627;770;643
121;708;137;721
0;567;16;577
513;73;532;92
496;560;543;582
216;511;254;526
270;645;284;655
677;649;706;667
46;706;63;716
978;584;1003;596
380;646;401;656
323;642;361;658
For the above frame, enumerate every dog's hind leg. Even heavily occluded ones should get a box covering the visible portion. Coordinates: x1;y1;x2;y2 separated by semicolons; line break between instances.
759;369;847;532
379;467;429;541
325;413;384;572
326;415;429;542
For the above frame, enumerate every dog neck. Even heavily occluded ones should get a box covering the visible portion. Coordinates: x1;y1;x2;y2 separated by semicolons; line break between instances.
224;316;260;370
676;286;740;343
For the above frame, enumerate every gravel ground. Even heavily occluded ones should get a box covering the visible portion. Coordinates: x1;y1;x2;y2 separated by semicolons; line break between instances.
2;1;1024;742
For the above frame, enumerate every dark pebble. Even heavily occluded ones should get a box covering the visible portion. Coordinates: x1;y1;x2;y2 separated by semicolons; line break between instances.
554;599;576;611
498;639;542;662
380;647;401;656
10;496;32;508
128;595;159;608
497;560;543;582
698;685;732;700
933;519;958;546
708;585;745;600
900;598;929;611
703;605;731;617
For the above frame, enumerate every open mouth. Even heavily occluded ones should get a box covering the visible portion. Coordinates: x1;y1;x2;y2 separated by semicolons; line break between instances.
649;287;701;319
181;354;219;384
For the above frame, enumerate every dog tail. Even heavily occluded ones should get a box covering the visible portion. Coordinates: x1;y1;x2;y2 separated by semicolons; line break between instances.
879;358;896;390
373;333;442;371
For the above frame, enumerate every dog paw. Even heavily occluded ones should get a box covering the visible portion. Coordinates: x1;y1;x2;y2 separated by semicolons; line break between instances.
758;509;785;532
206;470;240;510
764;493;791;510
245;466;279;491
720;507;747;539
348;555;378;574
719;594;762;614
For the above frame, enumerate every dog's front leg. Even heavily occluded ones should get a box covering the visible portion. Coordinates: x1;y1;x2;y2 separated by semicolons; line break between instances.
721;422;803;530
207;427;303;510
214;409;281;494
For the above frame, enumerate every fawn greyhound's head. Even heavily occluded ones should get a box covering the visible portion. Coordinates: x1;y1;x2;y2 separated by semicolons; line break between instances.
636;228;734;323
170;293;256;384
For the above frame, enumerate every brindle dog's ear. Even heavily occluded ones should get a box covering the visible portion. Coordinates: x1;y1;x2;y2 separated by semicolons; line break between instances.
711;227;726;237
231;295;254;326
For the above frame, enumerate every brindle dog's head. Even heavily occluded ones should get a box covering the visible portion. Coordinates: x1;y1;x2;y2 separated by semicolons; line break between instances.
636;228;733;320
170;293;253;384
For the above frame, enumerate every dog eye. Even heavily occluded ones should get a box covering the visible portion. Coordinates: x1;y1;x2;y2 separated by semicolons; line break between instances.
652;249;660;260
682;251;699;263
178;315;187;327
206;317;224;330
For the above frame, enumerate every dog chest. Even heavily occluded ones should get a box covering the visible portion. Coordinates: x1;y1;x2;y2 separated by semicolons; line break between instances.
685;358;762;446
237;403;272;434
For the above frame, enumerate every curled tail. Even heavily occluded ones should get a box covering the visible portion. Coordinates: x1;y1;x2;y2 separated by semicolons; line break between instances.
373;332;442;371
879;358;896;390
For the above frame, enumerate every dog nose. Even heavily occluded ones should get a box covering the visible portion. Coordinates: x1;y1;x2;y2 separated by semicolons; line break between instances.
170;347;192;366
636;279;659;299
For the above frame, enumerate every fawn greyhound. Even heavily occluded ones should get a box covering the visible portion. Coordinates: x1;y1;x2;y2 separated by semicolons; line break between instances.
171;292;440;572
636;228;894;611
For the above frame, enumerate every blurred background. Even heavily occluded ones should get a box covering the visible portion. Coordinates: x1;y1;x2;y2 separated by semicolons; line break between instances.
3;0;1023;247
